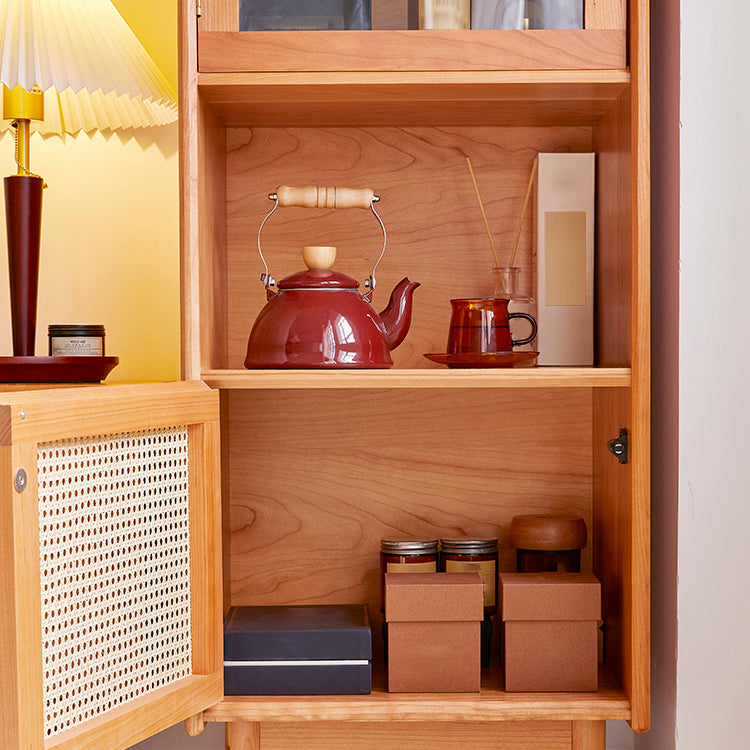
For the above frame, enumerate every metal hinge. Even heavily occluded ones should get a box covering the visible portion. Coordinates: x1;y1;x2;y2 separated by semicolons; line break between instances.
607;428;629;464
196;0;202;18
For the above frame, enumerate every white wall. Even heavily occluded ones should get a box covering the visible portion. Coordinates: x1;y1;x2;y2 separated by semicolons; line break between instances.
674;0;750;746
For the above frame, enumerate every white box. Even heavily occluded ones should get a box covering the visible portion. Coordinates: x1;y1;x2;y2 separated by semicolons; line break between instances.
533;153;595;366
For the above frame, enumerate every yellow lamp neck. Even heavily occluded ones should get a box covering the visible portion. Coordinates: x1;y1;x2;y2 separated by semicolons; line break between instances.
3;85;44;177
13;119;31;175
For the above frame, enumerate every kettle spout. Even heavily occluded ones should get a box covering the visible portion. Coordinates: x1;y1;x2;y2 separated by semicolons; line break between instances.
378;277;420;350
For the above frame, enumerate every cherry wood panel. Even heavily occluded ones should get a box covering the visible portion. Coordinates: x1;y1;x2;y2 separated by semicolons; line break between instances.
189;421;224;675
182;0;228;380
224;125;593;371
585;0;626;30
46;675;223;750
240;720;573;749
202;368;631;389
572;720;607;750
198;0;236;32
591;0;650;733
198;71;630;128
199;30;625;73
207;666;628;723
224;388;592;618
0;382;218;444
594;88;632;368
0;442;44;749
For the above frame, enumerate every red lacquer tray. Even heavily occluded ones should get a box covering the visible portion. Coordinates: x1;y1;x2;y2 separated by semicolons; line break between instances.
0;356;119;383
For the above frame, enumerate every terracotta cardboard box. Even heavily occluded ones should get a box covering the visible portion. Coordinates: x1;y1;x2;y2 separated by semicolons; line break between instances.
500;572;601;692
384;572;484;692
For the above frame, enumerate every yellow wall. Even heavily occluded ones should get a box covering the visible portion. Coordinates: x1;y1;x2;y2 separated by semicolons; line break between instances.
0;0;180;383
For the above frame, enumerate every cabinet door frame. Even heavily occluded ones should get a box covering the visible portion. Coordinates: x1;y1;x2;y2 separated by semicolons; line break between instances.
198;0;627;32
0;382;223;750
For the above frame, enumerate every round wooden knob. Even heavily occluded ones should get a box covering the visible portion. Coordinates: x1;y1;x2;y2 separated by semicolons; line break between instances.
509;514;587;551
302;245;337;270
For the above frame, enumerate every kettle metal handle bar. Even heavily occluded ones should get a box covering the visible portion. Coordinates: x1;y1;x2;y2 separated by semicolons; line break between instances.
257;185;387;293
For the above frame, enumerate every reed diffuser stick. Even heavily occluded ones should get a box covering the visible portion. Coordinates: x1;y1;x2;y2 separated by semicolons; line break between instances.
509;156;538;267
465;156;500;267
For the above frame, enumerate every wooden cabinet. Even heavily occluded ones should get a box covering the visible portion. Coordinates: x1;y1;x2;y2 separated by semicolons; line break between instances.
1;1;649;748
181;0;649;748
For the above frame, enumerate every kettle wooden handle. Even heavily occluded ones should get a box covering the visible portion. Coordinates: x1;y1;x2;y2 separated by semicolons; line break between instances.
275;185;376;209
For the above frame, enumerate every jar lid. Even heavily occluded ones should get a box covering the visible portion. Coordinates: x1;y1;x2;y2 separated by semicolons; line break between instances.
440;537;498;554
509;514;587;551
380;538;438;554
49;324;105;336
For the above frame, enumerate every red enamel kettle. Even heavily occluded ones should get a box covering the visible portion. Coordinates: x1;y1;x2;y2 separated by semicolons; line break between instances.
244;186;419;369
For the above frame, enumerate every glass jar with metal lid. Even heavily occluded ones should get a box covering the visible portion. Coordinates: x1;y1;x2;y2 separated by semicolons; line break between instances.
439;537;499;616
380;538;438;610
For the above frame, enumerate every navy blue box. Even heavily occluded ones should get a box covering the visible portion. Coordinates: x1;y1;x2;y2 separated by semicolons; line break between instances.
224;604;372;695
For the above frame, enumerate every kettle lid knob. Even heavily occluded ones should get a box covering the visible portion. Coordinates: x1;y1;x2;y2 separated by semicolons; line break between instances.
303;245;337;270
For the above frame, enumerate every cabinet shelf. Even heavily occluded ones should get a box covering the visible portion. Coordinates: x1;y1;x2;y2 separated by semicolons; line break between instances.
198;69;630;127
204;667;629;724
201;367;631;390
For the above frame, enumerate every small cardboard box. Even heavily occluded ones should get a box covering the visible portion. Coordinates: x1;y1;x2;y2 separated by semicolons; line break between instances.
224;604;371;695
385;572;484;692
500;572;601;692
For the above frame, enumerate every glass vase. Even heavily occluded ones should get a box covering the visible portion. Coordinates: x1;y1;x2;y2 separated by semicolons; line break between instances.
491;266;537;353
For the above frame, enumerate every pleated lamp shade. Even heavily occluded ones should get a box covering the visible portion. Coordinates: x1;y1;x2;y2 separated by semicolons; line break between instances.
0;0;177;134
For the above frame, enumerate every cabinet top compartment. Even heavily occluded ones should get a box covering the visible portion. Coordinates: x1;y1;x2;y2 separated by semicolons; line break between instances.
193;27;630;127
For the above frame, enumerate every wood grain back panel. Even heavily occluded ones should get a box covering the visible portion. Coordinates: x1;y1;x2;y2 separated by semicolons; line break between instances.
225;125;593;370
225;388;593;626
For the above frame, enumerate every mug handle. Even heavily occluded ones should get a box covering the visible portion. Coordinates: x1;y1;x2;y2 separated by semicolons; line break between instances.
509;312;538;348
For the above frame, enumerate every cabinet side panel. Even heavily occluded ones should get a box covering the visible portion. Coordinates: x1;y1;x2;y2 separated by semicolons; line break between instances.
594;0;650;732
226;125;593;370
594;88;631;367
181;0;229;377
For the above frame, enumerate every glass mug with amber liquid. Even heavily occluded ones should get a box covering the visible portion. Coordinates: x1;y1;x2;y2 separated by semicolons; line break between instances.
447;297;537;354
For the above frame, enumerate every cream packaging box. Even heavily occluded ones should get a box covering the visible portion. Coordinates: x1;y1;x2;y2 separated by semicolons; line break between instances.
533;152;595;365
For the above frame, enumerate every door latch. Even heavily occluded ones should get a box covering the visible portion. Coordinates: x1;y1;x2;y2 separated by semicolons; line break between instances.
607;429;628;464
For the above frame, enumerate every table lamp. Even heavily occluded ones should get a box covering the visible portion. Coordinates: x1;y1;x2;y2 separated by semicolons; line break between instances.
0;0;177;381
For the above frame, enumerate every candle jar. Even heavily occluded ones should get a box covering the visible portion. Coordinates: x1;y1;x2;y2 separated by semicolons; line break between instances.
439;537;499;616
380;538;438;610
509;514;587;573
491;266;537;353
48;324;105;356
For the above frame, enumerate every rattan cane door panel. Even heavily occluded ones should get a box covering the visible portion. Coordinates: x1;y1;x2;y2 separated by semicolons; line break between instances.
0;383;223;750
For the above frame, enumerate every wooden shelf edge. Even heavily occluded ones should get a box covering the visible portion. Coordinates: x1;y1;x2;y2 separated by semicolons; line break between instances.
200;368;631;390
202;669;630;724
198;68;631;88
197;69;631;127
198;29;627;74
